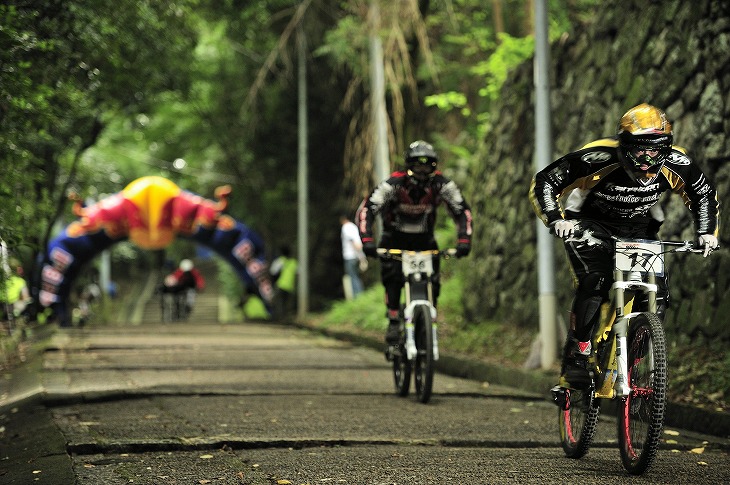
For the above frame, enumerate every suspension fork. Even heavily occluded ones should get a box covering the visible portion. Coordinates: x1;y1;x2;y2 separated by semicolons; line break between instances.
613;270;631;397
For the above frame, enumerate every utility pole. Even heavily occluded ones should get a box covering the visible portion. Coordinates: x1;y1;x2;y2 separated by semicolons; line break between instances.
533;0;558;369
297;24;309;320
369;0;390;183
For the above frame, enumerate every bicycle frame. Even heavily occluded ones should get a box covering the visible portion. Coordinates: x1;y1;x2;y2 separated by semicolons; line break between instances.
399;250;439;361
556;237;713;473
379;248;456;404
593;238;691;399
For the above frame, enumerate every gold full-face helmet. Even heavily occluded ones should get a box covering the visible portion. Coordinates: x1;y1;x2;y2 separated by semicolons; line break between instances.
617;103;673;176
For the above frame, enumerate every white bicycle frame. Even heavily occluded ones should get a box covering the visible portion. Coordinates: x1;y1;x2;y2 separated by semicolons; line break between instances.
400;251;439;362
610;239;667;397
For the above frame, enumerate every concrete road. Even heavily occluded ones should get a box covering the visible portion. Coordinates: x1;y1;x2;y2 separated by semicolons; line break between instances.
1;322;728;484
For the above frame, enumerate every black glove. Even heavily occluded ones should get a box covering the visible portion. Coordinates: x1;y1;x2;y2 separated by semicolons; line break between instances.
362;241;378;257
455;242;471;258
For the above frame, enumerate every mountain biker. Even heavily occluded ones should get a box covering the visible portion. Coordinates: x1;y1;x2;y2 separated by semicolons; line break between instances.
162;259;205;315
529;103;720;389
357;140;473;346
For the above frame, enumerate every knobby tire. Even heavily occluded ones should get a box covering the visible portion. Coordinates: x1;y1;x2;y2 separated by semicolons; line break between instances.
558;387;600;459
619;312;667;475
414;305;434;404
393;322;411;397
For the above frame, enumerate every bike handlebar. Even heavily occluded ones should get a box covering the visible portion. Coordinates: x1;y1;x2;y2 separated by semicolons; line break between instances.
610;236;720;255
376;248;458;258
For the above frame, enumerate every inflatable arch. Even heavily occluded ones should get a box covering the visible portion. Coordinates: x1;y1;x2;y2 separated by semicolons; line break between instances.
39;176;273;326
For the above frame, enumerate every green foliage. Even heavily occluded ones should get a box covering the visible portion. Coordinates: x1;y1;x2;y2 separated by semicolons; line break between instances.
0;0;199;257
473;33;535;103
319;285;386;332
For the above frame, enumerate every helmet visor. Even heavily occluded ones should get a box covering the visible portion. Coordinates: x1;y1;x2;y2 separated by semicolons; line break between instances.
625;144;669;171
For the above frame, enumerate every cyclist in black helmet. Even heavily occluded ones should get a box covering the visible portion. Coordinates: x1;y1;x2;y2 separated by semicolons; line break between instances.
357;140;473;346
530;103;720;389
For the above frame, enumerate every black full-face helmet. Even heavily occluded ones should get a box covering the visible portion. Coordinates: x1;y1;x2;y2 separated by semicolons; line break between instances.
405;140;438;183
617;103;673;182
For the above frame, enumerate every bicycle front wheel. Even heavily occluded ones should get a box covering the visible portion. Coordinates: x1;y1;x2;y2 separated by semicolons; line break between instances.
558;387;600;459
413;305;434;404
619;312;667;475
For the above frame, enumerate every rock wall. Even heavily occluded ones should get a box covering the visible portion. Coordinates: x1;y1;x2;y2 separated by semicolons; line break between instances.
464;0;730;339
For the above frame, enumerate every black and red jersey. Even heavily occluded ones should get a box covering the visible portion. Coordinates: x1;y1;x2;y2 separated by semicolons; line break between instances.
357;171;473;246
529;137;720;238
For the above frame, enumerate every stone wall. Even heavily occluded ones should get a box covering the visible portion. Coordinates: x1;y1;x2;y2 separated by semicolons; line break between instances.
463;0;730;339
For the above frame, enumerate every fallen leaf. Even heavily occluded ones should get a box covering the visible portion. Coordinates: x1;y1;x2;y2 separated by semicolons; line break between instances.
664;429;680;436
666;439;678;444
32;470;42;474
690;447;705;454
670;449;681;453
697;461;708;466
199;454;214;459
277;480;292;485
199;480;212;484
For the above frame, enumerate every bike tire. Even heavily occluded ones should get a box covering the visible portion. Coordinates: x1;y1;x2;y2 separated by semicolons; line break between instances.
558;387;600;459
619;312;667;475
413;304;434;404
161;294;173;322
392;331;411;397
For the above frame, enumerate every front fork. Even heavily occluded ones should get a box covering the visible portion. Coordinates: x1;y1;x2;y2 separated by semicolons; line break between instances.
612;271;657;398
403;301;439;362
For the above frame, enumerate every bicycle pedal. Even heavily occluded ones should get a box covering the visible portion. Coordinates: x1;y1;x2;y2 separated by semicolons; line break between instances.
551;385;569;410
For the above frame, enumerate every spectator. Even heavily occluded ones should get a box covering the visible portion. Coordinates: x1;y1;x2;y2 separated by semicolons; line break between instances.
270;245;297;317
0;261;32;322
340;214;367;298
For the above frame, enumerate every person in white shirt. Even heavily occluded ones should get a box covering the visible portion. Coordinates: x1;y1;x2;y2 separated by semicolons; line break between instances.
340;214;367;298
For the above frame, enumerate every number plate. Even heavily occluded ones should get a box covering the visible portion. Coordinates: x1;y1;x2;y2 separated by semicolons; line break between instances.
614;239;664;276
402;252;434;276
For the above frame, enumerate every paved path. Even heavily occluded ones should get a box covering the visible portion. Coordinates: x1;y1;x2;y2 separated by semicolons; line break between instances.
1;321;728;484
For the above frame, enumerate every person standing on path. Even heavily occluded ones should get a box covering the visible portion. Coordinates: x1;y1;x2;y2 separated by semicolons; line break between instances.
340;214;367;299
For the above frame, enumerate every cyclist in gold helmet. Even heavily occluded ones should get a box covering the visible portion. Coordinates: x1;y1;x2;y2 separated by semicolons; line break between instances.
530;103;720;389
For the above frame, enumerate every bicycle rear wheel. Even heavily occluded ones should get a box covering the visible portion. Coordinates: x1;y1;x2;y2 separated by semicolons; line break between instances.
558;387;600;458
413;305;434;404
161;294;173;322
392;326;411;397
619;312;667;475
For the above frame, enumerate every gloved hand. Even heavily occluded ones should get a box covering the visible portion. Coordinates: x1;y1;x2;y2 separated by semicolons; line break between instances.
551;219;577;239
455;242;471;258
698;234;719;257
362;241;378;257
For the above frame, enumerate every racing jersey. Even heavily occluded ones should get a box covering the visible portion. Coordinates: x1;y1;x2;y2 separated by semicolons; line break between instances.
530;137;720;238
357;171;473;246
